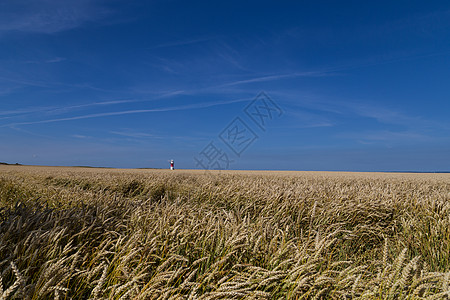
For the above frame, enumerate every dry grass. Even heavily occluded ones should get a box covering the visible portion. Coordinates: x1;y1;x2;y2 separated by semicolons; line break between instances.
1;165;450;299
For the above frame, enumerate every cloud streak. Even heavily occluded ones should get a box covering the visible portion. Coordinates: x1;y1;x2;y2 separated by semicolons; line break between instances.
0;100;135;117
109;130;208;143
150;37;212;49
24;57;67;64
0;0;111;35
218;71;332;88
0;89;186;118
337;130;436;145
2;97;252;127
110;131;160;139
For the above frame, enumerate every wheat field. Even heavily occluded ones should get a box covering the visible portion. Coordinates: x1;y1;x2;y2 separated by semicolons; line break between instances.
0;165;449;299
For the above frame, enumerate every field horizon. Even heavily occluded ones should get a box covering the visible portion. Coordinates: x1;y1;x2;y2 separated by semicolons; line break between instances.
2;163;450;175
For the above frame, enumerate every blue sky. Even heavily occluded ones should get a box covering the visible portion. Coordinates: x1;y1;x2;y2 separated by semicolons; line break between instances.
1;0;450;171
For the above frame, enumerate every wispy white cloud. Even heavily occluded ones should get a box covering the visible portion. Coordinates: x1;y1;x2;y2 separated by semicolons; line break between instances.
45;99;139;115
213;40;250;72
278;108;335;129
218;71;331;88
0;100;133;118
110;131;159;139
109;129;208;143
7;124;53;139
282;91;450;132
0;106;56;117
275;89;450;144
72;134;90;139
345;101;450;131
150;37;212;49
0;90;186;119
337;130;435;144
0;0;111;35
352;104;416;125
24;57;67;64
364;131;429;141
0;75;54;88
2;97;252;127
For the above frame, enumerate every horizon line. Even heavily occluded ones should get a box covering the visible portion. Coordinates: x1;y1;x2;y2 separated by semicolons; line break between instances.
1;163;449;174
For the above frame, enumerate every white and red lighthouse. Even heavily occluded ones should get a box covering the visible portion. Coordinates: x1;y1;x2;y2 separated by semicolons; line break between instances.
170;159;174;170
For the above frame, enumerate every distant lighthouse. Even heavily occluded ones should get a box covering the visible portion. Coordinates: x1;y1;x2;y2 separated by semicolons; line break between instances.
170;159;174;170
